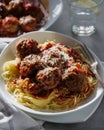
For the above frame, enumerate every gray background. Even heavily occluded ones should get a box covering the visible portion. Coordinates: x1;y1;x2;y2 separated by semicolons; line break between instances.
44;0;104;130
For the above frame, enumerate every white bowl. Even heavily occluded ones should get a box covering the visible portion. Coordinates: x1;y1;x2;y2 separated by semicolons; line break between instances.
0;0;63;43
0;31;104;123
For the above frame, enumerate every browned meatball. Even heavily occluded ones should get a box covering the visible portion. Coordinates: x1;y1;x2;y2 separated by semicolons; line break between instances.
8;0;24;17
0;15;1;21
2;16;19;33
0;15;3;35
62;67;87;92
56;84;70;97
68;48;84;63
19;15;37;32
41;44;73;69
41;45;63;68
0;0;11;5
26;79;47;96
36;67;62;90
41;51;62;68
19;54;42;78
0;2;8;18
24;2;44;22
28;82;41;95
16;38;40;59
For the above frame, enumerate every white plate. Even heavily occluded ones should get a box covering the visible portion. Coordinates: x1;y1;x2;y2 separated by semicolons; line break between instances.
0;0;63;43
0;31;104;123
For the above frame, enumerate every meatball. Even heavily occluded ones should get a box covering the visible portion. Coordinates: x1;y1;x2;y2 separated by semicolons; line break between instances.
0;2;8;18
19;54;42;78
36;67;62;90
28;82;41;95
62;67;87;92
0;0;11;5
41;51;62;68
0;15;3;35
57;84;70;97
41;44;73;69
8;0;24;17
41;45;63;68
0;15;2;23
24;2;44;22
19;15;37;32
69;48;84;63
26;79;47;96
16;38;40;59
2;16;19;33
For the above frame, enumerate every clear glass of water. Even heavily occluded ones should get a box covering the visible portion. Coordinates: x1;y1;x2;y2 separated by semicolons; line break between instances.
68;0;103;36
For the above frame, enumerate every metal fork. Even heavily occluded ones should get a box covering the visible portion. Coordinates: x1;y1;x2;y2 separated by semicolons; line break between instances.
75;43;104;88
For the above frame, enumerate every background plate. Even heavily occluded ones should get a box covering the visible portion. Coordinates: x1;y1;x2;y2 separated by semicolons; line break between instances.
0;0;63;43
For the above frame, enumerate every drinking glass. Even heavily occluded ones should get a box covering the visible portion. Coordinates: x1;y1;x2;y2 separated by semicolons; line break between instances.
68;0;103;36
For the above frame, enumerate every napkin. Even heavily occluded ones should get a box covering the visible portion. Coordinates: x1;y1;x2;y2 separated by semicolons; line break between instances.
0;42;45;130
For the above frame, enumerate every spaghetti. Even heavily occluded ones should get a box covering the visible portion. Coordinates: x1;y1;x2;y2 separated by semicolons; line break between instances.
2;38;97;111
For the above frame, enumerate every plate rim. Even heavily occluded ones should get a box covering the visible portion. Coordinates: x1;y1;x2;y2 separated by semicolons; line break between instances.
0;31;104;118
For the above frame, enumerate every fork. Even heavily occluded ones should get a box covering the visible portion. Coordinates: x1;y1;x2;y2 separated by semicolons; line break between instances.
75;43;104;88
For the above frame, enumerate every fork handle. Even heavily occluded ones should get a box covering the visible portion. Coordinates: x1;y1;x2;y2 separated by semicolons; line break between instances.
93;69;104;88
